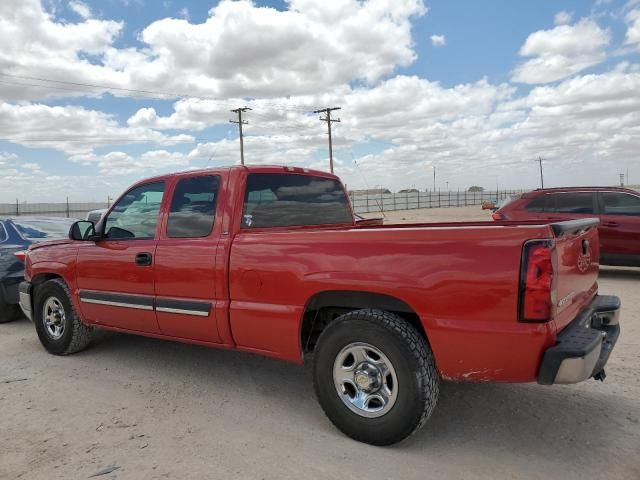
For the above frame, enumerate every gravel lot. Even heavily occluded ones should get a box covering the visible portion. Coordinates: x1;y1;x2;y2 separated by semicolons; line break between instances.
1;206;638;479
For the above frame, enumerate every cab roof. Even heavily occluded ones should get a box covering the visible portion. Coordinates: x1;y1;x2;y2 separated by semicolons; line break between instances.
523;186;638;197
131;165;339;187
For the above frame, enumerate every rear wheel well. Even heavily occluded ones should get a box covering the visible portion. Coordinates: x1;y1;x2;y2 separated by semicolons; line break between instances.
301;291;427;354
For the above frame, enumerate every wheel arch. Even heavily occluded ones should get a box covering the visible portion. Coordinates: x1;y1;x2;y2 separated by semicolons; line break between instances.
29;272;72;314
31;272;65;287
300;290;428;354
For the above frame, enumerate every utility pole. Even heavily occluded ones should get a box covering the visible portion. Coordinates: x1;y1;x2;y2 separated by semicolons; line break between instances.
619;173;625;187
537;156;545;189
314;107;341;173
431;165;436;192
230;107;251;165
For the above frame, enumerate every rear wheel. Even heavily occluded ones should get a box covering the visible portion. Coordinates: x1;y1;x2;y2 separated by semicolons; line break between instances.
313;309;439;446
34;279;94;355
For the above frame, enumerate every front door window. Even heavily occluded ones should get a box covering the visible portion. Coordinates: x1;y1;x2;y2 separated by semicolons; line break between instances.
104;182;165;240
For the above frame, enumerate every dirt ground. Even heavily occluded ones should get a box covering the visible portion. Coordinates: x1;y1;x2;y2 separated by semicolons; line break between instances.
1;206;638;479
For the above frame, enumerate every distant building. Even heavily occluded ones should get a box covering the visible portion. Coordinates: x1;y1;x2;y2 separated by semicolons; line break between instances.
397;188;419;194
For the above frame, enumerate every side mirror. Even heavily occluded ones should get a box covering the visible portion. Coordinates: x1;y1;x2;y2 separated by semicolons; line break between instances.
69;221;97;241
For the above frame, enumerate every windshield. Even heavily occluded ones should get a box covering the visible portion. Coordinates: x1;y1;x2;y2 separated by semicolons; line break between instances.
496;195;520;210
10;218;76;241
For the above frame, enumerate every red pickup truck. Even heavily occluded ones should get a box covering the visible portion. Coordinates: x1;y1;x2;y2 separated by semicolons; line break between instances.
18;166;621;445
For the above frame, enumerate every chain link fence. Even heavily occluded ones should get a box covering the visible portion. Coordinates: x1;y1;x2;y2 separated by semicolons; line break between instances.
4;186;636;218
0;190;527;218
349;190;526;214
0;201;110;219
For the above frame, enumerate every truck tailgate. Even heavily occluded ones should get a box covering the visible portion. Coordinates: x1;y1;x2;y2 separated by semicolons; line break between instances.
550;219;600;332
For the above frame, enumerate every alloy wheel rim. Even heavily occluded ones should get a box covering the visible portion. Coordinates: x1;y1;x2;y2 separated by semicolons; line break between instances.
332;342;398;418
42;296;66;340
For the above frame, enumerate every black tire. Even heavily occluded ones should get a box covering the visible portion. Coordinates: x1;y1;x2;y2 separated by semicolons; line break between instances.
33;279;93;355
0;294;21;323
313;309;439;446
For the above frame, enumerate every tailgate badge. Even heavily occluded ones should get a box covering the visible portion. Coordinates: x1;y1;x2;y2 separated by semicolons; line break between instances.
558;291;576;308
577;240;591;273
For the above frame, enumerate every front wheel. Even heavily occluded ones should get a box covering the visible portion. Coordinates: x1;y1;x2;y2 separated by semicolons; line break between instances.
34;279;94;355
312;309;439;446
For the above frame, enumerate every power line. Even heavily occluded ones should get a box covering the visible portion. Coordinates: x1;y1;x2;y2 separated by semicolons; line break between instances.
230;107;251;165
0;136;217;143
313;107;341;173
0;73;313;112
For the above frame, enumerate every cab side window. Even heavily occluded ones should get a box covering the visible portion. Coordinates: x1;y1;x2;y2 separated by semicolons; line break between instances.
167;176;219;238
602;192;640;216
525;195;549;212
104;182;165;240
549;193;594;214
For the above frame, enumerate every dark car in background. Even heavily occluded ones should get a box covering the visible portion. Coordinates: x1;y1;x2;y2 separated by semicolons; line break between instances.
492;187;640;266
0;217;77;322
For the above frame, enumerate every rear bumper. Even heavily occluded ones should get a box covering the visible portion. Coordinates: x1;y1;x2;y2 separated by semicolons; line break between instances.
18;281;33;321
538;295;620;385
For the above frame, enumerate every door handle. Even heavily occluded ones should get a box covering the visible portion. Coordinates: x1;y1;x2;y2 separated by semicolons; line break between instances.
603;222;619;227
135;252;153;266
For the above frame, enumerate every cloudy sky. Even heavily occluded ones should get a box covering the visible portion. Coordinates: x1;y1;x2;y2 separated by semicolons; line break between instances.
1;0;639;202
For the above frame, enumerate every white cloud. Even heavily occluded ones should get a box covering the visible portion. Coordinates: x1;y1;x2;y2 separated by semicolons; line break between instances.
21;162;43;172
1;0;639;200
0;0;123;101
512;19;610;84
554;11;573;25
625;8;640;47
0;102;193;155
430;34;446;47
3;63;640;199
120;64;640;192
69;150;191;176
68;0;92;19
178;7;189;20
0;151;18;166
0;165;121;203
0;0;426;101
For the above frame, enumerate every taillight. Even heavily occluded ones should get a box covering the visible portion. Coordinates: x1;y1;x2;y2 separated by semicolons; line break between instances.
13;250;27;262
491;211;505;221
519;240;554;322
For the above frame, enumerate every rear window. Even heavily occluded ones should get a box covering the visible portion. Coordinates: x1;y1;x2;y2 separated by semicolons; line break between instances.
242;173;352;228
602;192;640;216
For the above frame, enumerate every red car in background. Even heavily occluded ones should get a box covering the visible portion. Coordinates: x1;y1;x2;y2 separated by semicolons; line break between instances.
493;187;640;267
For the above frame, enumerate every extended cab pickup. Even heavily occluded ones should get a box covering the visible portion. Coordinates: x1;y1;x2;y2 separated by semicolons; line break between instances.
19;166;621;445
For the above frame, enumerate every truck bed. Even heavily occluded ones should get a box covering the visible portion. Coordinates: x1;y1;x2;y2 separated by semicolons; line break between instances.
229;218;599;381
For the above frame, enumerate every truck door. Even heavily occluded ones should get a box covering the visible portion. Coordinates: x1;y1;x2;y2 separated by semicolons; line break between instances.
598;191;640;265
76;181;165;333
153;174;222;343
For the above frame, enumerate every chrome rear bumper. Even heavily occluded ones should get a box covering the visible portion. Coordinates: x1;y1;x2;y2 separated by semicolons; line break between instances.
538;295;621;385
